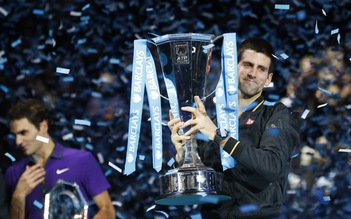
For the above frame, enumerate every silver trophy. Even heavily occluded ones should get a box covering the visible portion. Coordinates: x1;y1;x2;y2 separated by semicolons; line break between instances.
152;33;231;205
44;179;88;219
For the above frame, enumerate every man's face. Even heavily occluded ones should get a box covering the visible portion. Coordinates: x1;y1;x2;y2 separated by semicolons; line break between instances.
10;118;44;156
238;49;273;99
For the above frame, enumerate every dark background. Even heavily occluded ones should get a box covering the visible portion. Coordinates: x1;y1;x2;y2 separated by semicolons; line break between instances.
1;0;350;218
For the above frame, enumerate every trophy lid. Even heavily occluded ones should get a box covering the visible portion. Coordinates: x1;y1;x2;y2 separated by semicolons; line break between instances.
152;33;215;45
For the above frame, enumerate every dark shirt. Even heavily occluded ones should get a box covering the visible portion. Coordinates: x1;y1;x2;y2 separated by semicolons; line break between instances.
199;96;300;218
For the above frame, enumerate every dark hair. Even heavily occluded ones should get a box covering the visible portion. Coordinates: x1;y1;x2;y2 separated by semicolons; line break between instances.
8;99;51;130
238;37;275;72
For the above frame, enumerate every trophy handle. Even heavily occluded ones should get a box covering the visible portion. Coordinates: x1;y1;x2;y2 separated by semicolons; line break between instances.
146;39;157;46
203;88;216;101
203;34;224;101
213;34;223;43
144;40;171;103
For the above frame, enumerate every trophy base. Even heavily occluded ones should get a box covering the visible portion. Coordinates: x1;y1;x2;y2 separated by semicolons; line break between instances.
155;166;231;205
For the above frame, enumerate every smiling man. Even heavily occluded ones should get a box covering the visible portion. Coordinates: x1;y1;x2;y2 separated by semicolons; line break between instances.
169;37;300;218
5;99;115;219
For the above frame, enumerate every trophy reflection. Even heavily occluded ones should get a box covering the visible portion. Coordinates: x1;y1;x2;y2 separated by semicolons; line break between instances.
152;33;231;205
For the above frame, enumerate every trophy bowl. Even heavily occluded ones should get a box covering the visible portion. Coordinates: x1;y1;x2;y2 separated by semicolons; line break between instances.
151;33;231;205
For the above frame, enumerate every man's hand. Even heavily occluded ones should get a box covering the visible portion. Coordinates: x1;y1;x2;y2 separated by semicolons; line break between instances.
168;110;189;162
168;96;218;162
180;96;217;141
10;164;45;219
14;164;45;197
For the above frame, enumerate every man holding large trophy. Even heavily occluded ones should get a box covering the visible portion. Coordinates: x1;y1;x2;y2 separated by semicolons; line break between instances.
126;33;299;218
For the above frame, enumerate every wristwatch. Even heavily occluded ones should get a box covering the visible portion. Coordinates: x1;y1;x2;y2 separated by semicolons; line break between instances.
213;127;228;145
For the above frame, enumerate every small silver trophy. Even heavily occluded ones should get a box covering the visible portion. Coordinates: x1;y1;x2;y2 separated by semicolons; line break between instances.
152;33;232;205
44;179;88;219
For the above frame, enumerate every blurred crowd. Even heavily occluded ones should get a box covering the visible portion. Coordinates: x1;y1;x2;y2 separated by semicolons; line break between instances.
281;45;351;218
